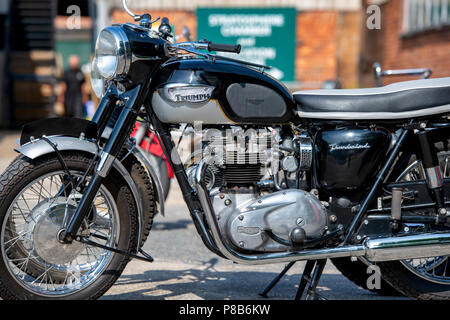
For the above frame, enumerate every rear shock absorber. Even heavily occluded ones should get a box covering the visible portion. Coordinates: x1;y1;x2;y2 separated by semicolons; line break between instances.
416;130;447;219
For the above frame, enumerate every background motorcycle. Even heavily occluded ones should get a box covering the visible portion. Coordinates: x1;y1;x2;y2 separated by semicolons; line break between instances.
1;0;450;300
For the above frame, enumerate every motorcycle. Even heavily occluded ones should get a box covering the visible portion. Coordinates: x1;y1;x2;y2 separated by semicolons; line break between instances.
1;0;450;300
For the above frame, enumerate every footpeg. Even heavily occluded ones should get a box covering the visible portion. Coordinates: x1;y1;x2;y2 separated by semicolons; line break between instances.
77;236;154;263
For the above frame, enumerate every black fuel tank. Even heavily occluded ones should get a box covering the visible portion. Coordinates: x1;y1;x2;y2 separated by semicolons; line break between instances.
314;127;391;191
152;58;295;124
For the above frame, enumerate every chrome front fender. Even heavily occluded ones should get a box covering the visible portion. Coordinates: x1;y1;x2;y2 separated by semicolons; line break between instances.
15;135;166;247
17;136;98;159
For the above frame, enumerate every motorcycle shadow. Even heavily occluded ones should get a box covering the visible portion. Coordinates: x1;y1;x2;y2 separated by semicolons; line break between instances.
152;219;193;231
102;258;404;300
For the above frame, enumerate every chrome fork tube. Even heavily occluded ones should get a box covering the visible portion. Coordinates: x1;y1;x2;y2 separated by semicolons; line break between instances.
63;85;142;243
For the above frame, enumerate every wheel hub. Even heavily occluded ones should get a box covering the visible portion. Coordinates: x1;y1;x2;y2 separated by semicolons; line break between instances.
32;202;87;265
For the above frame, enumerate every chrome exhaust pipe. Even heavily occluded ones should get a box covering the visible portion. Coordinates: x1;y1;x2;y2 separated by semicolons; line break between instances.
194;158;450;265
364;232;450;262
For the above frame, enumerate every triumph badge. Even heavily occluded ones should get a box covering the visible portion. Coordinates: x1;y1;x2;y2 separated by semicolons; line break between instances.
159;84;215;104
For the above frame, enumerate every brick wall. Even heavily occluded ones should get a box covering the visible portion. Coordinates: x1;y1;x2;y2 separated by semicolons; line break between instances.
336;11;362;89
296;11;338;89
361;0;450;86
292;11;362;89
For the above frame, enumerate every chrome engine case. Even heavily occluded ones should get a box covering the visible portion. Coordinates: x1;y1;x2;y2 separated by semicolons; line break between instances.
212;189;328;252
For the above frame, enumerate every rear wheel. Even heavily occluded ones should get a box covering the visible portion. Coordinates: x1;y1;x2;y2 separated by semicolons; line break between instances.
0;152;137;299
331;257;402;296
378;144;450;299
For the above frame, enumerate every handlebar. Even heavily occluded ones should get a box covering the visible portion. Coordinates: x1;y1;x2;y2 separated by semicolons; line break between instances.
207;42;241;54
123;1;240;54
169;41;241;56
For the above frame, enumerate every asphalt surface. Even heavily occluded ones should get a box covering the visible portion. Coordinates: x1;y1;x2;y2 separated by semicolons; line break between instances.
0;131;405;300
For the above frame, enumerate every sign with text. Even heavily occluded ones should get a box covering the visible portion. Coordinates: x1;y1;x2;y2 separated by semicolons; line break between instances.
197;8;296;82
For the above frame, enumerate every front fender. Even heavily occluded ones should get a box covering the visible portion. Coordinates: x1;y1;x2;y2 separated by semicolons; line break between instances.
17;136;98;159
15;135;166;247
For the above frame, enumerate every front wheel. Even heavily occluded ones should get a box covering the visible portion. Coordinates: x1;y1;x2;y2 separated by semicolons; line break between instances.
0;152;137;299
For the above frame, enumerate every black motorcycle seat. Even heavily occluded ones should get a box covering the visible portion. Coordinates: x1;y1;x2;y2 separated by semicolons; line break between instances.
294;77;450;120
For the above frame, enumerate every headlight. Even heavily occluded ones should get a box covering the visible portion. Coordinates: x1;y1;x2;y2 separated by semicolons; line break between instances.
90;58;106;98
94;27;131;80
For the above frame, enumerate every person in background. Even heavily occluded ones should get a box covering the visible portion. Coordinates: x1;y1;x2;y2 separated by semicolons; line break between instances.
84;93;96;120
61;55;85;118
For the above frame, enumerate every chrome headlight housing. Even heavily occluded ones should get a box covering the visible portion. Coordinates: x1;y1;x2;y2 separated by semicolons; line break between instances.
93;27;131;80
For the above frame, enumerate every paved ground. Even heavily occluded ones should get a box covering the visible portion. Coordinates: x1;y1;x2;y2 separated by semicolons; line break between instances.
0;131;405;300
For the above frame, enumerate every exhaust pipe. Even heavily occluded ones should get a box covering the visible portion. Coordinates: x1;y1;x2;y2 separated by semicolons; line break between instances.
364;232;450;262
194;158;450;265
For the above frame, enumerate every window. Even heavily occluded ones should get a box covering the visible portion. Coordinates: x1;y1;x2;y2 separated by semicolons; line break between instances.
403;0;449;34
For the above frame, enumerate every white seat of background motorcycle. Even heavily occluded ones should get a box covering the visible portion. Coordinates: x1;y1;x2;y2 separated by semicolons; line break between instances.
294;77;450;120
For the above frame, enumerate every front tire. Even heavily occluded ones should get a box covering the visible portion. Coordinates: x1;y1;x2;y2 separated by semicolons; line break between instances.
0;152;137;299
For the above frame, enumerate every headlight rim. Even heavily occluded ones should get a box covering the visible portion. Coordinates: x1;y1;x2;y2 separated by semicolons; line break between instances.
95;26;132;80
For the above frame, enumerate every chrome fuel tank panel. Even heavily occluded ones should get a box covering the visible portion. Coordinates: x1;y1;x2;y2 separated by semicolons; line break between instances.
151;91;232;124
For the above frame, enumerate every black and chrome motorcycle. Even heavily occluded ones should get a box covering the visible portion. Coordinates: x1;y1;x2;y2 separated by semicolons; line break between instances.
1;1;450;300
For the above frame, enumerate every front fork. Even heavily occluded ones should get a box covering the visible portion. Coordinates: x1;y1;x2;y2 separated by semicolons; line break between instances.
62;85;142;243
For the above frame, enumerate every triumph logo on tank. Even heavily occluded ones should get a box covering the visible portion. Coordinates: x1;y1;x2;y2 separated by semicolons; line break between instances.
161;85;215;103
329;143;371;152
174;93;211;103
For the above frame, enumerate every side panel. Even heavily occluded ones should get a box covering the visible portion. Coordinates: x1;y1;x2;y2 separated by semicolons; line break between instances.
315;127;391;191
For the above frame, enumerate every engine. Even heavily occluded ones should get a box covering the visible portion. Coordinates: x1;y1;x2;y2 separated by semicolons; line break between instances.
185;127;328;253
